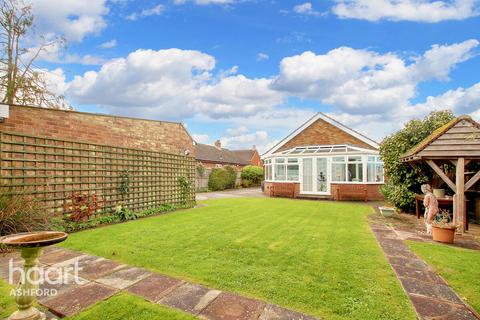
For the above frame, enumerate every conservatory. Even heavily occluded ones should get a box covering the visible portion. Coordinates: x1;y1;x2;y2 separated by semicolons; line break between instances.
262;113;385;201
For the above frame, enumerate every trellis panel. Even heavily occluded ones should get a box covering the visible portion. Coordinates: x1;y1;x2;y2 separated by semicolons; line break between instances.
0;131;195;215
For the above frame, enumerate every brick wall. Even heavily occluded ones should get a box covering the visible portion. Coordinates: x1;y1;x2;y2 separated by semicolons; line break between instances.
278;118;376;152
251;150;262;166
264;182;300;198
0;105;194;156
264;181;383;201
331;183;383;201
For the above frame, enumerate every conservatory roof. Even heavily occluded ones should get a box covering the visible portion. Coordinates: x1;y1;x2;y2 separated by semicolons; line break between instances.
269;144;378;156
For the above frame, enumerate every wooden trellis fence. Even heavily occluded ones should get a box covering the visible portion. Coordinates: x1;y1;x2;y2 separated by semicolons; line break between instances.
0;131;195;214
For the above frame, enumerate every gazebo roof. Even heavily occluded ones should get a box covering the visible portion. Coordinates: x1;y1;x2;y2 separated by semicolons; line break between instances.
400;115;480;162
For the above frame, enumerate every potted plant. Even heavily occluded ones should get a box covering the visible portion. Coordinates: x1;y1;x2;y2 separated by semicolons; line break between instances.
432;209;457;244
379;206;395;217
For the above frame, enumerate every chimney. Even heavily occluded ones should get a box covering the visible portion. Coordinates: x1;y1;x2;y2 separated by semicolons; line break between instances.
214;140;222;150
252;145;256;150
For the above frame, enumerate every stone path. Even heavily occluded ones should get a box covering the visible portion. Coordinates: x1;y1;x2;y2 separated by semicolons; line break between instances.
370;222;480;320
0;247;317;320
196;187;265;201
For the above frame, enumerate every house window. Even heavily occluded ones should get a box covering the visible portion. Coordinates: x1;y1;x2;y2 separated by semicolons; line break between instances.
264;159;272;181
347;156;363;182
275;158;286;181
287;158;299;181
367;156;384;183
332;156;346;182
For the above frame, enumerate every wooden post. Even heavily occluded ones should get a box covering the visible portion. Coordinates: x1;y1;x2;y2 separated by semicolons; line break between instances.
454;157;465;233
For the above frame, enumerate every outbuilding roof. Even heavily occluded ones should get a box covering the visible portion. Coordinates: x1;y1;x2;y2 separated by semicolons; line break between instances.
400;115;480;162
195;143;253;165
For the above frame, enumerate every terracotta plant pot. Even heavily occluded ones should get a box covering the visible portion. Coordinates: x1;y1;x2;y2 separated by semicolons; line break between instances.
432;225;455;244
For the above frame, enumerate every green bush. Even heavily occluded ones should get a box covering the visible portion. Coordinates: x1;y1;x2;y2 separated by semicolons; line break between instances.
0;191;56;236
208;168;231;191
224;166;238;189
380;110;455;212
241;165;264;187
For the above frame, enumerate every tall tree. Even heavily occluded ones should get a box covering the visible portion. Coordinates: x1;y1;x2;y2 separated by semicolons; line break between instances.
0;0;70;109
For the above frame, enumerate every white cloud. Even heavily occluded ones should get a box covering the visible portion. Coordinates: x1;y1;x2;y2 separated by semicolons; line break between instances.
126;4;165;21
23;42;105;65
29;0;109;42
257;53;269;61
53;40;480;146
410;39;479;81
67;48;284;120
293;2;323;16
192;133;209;143
98;39;117;49
226;125;249;136
221;129;269;151
273;40;479;114
332;0;480;23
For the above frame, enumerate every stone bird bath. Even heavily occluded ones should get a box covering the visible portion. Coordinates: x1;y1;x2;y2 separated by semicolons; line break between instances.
0;231;68;320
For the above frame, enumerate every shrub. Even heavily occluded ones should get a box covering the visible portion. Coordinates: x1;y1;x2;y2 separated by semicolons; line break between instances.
64;193;101;222
380;110;455;212
0;191;55;236
196;164;206;177
208;168;231;191
224;166;238;189
241;165;264;187
178;176;193;205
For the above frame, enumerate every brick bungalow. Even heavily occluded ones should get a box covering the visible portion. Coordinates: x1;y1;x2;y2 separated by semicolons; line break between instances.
261;113;384;201
195;140;262;170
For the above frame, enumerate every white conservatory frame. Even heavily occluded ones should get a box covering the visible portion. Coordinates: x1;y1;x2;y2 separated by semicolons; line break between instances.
263;144;384;196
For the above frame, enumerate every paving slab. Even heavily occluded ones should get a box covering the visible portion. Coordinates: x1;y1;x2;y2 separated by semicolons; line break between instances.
96;266;152;289
159;282;220;314
77;257;126;280
127;273;183;302
399;277;463;305
387;256;428;270
39;271;89;303
200;292;265;320
391;265;446;285
409;294;478;320
259;304;318;320
370;222;480;320
40;249;85;266
42;282;117;317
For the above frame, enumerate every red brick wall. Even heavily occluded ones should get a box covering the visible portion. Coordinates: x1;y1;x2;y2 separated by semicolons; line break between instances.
264;182;300;198
251;150;262;166
331;183;383;201
278;118;376;152
264;181;383;201
0;105;194;156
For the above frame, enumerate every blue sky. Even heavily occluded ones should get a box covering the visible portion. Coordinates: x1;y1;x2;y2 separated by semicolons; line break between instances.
30;0;480;152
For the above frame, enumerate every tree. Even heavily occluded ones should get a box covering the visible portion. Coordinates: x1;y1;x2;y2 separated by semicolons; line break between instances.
0;0;70;109
379;110;455;212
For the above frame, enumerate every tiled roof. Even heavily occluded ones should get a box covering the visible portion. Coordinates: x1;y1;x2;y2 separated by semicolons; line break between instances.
401;115;479;161
195;143;252;165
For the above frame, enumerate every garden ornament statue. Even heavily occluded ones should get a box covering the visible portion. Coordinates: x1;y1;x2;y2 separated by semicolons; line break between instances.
0;231;68;320
421;184;439;235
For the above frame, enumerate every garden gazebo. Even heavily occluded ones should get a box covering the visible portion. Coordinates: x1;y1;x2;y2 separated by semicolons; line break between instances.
401;115;480;233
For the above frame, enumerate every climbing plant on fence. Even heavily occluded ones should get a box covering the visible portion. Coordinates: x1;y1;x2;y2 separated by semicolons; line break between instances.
0;131;195;216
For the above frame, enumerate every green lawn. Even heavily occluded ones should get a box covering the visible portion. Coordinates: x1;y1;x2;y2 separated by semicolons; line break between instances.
69;293;196;320
0;280;15;318
62;198;415;320
408;241;480;312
